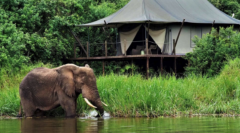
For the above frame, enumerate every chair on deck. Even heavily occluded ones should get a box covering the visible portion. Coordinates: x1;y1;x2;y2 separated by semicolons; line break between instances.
144;45;158;54
149;45;158;54
131;45;144;55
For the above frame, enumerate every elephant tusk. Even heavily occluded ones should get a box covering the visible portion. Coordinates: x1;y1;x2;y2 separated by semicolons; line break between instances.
101;101;108;107
84;98;97;108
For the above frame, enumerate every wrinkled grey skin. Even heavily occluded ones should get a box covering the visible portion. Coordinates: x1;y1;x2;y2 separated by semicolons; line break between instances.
17;64;104;117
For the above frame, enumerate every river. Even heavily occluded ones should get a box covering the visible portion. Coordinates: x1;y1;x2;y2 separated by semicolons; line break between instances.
1;116;240;133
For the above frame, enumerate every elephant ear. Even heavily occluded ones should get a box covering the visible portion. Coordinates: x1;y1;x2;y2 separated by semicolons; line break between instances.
57;65;76;97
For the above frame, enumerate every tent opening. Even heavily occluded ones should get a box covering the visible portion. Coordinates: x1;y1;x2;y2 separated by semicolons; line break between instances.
118;24;166;55
127;25;162;55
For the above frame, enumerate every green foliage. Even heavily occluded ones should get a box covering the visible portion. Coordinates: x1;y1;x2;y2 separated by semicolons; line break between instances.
0;0;127;70
208;0;240;19
95;59;240;116
0;21;28;70
185;26;240;76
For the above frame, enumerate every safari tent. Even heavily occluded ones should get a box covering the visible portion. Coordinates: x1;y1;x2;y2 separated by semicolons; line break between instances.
77;0;240;56
71;0;240;78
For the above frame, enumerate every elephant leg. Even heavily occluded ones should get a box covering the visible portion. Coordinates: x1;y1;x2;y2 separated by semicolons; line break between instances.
59;98;76;117
21;98;36;117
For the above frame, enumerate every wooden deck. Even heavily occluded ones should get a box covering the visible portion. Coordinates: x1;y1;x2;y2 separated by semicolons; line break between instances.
69;54;184;61
69;54;185;79
69;20;187;79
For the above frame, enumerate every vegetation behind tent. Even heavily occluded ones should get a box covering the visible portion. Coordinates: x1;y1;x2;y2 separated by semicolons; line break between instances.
1;0;240;76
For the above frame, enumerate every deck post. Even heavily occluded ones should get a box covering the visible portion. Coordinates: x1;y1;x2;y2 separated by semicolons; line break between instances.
146;38;148;55
87;41;89;58
146;57;149;79
102;61;105;76
124;39;127;56
105;40;107;57
161;57;163;75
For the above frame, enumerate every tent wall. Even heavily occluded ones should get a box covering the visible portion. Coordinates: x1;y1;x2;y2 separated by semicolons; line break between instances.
117;23;235;55
167;24;211;55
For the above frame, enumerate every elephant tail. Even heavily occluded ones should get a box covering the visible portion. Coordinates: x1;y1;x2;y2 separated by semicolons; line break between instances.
16;101;22;117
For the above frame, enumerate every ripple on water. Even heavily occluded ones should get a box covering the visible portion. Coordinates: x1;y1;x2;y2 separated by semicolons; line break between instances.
83;110;110;118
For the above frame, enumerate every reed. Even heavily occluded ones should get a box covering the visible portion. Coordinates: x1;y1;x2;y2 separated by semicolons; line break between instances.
1;59;240;117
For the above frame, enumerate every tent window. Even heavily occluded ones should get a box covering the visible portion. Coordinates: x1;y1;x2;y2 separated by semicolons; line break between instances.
191;26;202;48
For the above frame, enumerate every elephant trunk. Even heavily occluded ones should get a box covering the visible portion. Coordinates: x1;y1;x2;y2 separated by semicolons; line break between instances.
82;88;104;117
95;98;104;117
83;98;104;117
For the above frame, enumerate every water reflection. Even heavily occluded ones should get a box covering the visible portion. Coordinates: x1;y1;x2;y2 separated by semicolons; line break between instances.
78;118;104;133
1;117;240;133
21;118;77;133
20;117;105;133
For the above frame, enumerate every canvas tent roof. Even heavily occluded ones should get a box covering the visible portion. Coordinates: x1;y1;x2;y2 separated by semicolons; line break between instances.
77;0;240;27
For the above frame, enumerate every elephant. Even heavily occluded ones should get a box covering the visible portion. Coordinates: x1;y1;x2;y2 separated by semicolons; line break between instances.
17;64;107;117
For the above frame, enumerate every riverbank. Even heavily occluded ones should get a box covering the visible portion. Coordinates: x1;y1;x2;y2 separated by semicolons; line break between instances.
1;59;240;117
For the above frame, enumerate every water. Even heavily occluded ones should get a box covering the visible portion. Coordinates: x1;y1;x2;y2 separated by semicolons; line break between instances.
1;116;240;133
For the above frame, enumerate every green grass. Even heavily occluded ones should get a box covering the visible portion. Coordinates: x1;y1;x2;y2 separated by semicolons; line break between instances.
1;59;240;117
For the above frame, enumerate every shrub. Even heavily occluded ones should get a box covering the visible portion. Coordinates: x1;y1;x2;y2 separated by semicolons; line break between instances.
185;26;240;76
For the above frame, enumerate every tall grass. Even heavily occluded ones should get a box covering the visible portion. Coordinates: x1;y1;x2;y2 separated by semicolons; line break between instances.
1;59;240;117
96;58;240;117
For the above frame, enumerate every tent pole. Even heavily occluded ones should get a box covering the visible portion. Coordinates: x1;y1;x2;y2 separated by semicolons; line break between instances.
116;24;118;54
142;24;144;46
145;22;147;53
105;40;107;57
171;19;185;55
145;22;146;42
147;22;150;40
146;38;148;55
210;20;215;34
69;29;87;56
104;20;108;39
147;22;150;55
